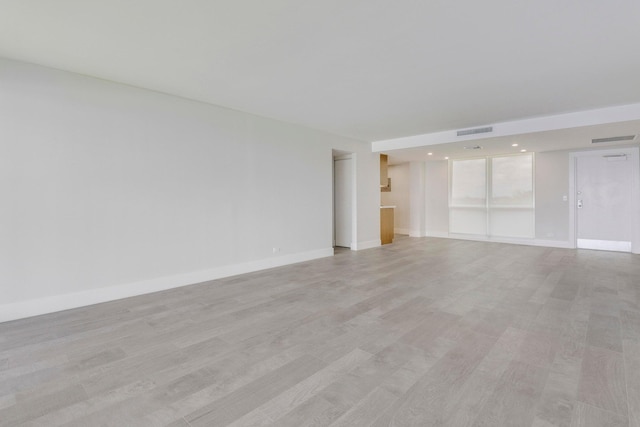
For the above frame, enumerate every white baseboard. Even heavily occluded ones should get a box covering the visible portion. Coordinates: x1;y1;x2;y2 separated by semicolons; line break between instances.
394;228;411;236
425;231;450;238
352;239;381;251
0;248;334;323
577;239;631;252
534;239;574;249
446;233;574;249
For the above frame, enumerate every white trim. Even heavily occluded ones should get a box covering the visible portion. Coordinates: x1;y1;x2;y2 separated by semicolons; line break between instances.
633;148;640;255
532;239;574;249
445;233;573;249
332;151;358;251
352;239;381;251
351;154;358;250
418;232;573;249
372;103;640;151
577;239;632;253
425;231;450;238
395;228;411;235
0;248;334;323
568;153;577;248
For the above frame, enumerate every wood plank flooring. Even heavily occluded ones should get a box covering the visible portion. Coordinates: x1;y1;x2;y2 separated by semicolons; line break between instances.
1;236;639;426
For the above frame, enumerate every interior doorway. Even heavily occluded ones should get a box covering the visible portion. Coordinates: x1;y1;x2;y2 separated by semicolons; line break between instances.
570;147;640;253
333;152;355;249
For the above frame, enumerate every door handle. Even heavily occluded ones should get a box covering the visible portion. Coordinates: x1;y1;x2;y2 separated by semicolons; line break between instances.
577;199;583;209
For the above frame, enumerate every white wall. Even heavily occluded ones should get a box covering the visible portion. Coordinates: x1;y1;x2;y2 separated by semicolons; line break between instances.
0;58;379;321
535;150;570;242
355;152;382;250
380;163;410;234
409;162;426;237
424;160;449;237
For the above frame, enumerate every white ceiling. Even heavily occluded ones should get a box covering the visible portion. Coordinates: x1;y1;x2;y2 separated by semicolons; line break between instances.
2;0;640;143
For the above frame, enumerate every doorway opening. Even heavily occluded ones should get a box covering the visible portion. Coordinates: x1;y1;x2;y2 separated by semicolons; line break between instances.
333;151;356;249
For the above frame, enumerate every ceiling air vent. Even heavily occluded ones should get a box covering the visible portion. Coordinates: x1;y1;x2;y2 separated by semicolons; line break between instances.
464;145;483;150
592;135;636;144
457;126;493;137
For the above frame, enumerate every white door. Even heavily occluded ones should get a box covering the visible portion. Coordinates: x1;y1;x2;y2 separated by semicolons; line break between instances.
575;150;635;252
334;156;353;248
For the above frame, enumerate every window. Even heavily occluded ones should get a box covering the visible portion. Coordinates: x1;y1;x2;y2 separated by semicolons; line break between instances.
490;154;534;238
450;158;487;235
450;153;534;238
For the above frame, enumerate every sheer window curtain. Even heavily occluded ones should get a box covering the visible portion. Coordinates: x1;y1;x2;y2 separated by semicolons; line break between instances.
450;154;534;238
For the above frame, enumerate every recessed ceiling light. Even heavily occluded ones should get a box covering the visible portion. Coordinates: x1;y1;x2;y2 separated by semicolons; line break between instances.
444;157;449;160
512;143;518;147
427;152;433;156
520;149;527;152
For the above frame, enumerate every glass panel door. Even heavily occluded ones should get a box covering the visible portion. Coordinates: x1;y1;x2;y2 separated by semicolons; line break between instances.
450;158;487;235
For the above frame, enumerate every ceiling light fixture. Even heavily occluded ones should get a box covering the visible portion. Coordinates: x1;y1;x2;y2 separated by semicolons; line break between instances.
520;149;527;152
445;157;449;160
427;152;433;156
512;143;518;147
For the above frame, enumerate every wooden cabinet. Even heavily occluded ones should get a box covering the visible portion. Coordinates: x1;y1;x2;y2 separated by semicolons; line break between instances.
380;154;391;192
380;154;388;186
380;207;394;245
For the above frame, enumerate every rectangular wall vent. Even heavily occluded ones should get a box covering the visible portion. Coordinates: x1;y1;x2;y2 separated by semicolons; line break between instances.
457;126;493;137
592;135;636;144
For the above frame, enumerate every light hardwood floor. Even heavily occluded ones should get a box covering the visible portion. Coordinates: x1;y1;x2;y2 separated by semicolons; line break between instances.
1;236;639;426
